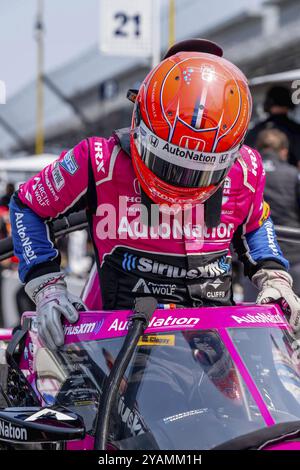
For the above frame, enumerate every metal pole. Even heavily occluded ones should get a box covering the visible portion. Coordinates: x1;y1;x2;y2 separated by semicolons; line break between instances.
169;0;176;49
151;0;161;69
35;0;44;155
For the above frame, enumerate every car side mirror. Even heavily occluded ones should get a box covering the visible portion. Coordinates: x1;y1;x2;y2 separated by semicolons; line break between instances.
0;406;85;443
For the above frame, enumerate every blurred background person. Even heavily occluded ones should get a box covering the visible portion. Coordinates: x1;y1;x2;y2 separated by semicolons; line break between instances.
246;86;300;168
0;183;15;208
256;128;300;295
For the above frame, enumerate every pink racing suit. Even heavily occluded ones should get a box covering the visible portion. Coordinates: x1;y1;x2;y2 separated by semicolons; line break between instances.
9;129;288;310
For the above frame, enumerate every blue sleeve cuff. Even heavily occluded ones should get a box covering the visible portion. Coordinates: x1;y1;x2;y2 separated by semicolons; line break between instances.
245;217;289;271
9;196;59;282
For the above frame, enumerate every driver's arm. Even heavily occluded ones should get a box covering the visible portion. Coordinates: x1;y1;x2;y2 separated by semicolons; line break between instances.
9;139;91;348
233;149;300;333
232;155;289;280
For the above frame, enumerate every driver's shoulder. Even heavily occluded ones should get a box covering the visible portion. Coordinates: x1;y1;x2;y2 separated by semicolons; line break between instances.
229;145;264;193
85;133;133;186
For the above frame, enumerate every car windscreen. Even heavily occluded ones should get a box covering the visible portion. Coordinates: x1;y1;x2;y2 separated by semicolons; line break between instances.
35;329;269;449
228;327;300;424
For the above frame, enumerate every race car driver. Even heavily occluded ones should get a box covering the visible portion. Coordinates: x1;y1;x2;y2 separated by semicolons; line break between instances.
9;39;300;349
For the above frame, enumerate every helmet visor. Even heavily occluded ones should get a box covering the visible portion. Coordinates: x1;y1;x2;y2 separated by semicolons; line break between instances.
131;120;240;205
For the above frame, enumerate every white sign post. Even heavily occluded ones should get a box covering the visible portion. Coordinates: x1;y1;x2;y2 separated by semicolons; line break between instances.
99;0;160;65
0;80;6;105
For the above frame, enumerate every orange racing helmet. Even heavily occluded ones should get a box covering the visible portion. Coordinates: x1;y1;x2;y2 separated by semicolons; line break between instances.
130;45;252;206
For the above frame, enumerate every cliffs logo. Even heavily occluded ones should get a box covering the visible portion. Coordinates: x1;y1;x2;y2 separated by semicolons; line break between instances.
0;420;27;441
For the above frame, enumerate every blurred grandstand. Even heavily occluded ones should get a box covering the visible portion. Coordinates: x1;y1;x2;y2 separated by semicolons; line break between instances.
0;0;299;158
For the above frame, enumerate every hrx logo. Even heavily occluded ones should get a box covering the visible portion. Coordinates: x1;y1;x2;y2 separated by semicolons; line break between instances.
95;142;105;173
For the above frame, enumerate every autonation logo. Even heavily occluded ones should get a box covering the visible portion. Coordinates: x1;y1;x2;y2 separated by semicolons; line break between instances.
0;80;6;104
0;420;27;441
231;313;283;324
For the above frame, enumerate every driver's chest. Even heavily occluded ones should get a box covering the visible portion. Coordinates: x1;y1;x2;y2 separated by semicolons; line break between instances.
93;174;250;258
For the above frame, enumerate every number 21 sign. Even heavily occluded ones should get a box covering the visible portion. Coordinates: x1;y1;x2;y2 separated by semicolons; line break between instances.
99;0;153;57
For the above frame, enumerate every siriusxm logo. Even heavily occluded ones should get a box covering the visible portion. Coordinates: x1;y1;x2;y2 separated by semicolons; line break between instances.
64;320;104;336
122;253;230;279
264;220;280;256
122;252;137;271
118;396;144;436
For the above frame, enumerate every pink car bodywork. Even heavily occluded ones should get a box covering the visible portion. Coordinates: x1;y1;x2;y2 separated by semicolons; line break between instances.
0;303;295;450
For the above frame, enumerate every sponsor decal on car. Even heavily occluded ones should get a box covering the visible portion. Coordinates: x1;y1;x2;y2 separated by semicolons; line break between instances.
138;334;175;347
231;313;284;325
118;396;145;436
25;408;76;422
60;150;78;175
63;320;104;336
108;315;199;332
0;420;27;441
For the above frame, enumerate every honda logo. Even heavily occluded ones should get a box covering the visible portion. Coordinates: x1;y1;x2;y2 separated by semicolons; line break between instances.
179;136;205;151
149;135;159;148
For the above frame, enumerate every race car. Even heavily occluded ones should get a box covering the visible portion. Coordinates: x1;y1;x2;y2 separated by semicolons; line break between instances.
0;213;300;450
0;300;300;450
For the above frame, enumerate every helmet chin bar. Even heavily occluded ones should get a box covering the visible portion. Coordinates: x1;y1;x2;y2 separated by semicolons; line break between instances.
134;155;221;208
